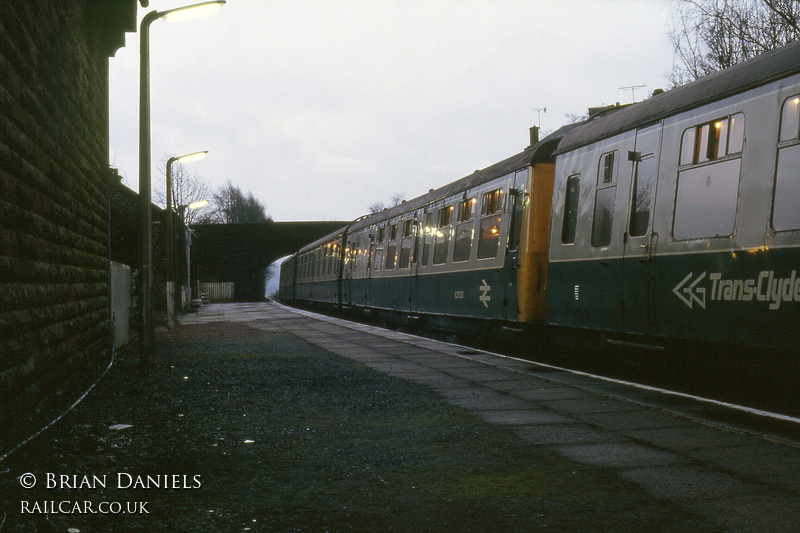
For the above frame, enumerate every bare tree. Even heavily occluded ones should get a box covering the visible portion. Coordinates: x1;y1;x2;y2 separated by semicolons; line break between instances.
156;157;213;225
198;181;271;224
368;201;386;214
669;0;800;85
368;192;405;214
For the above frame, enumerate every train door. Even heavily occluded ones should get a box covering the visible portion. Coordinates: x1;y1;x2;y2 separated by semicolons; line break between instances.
503;169;529;321
621;123;662;334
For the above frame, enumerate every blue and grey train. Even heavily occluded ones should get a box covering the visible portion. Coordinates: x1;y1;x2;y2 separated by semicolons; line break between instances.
280;40;800;367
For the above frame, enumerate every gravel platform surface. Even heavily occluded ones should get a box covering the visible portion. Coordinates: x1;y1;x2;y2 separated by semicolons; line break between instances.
0;316;720;532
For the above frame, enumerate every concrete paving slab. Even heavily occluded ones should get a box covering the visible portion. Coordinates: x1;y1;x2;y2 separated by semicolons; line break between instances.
619;464;764;502
440;367;525;382
514;423;627;446
557;442;689;468
688;443;800;477
574;409;696;431
685;492;800;533
472;409;573;425
622;425;758;451
512;387;596;402
539;397;639;414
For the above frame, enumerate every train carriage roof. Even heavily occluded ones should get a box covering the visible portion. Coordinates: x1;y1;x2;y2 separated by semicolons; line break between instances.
345;122;581;234
558;39;800;153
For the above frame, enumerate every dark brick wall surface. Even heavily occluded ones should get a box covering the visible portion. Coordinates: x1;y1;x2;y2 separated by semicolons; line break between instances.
0;0;135;455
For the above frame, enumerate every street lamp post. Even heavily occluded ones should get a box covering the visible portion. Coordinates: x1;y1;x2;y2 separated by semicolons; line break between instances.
178;200;209;308
138;1;225;368
166;151;207;328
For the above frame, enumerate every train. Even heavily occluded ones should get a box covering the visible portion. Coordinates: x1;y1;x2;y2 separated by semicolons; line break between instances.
279;39;800;364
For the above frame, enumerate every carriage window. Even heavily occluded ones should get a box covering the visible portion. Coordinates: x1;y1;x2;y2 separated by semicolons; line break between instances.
377;226;386;243
508;169;527;251
373;248;383;271
561;175;580;244
399;237;412;268
477;189;503;259
599;151;616;184
398;219;414;268
591;186;616;247
477;216;501;258
389;223;398;240
680;128;696;166
433;206;453;264
674;114;744;239
674;159;741;239
773;96;800;230
482;189;503;215
458;198;476;221
629;154;655;237
421;213;434;267
780;96;800;142
454;198;476;262
385;242;397;270
680;113;745;165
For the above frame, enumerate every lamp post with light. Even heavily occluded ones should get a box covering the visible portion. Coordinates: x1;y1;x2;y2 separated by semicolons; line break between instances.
138;1;225;367
165;151;207;328
178;200;209;310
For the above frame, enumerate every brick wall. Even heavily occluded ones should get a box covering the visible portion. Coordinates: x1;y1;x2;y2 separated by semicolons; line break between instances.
0;0;136;454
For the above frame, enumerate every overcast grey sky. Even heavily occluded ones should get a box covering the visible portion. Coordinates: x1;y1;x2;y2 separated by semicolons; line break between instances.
109;0;674;221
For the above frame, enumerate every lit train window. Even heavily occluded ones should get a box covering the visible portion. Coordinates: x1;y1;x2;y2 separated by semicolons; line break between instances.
385;242;397;269
421;212;434;266
674;113;744;239
482;189;503;215
389;223;398;241
453;224;473;262
402;219;413;237
477;189;503;258
773;95;800;230
433;206;453;264
680;113;745;165
561;175;580;244
458;198;476;221
399;238;412;268
454;198;476;262
477;215;501;258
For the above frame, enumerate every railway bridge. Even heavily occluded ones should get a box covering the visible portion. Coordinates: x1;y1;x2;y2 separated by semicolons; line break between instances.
190;221;348;301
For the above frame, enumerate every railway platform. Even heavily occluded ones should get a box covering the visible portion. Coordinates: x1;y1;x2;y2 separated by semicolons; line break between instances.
180;301;800;531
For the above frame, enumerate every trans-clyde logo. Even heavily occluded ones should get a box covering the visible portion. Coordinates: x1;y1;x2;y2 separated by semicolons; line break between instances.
673;270;800;310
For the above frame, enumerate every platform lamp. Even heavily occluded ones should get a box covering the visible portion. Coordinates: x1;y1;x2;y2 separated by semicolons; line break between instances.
138;1;225;367
166;151;208;329
178;200;210;313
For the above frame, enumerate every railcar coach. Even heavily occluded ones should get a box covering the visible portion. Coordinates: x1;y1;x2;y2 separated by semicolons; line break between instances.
281;38;800;357
280;124;578;336
548;39;800;353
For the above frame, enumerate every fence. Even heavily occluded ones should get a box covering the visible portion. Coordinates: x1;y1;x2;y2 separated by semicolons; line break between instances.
200;282;235;302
